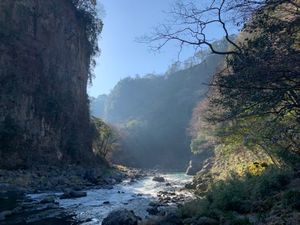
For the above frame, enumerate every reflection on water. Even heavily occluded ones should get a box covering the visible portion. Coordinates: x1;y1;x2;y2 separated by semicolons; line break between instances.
28;173;193;224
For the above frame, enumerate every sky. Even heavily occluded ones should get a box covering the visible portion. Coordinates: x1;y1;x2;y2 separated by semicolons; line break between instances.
87;0;229;97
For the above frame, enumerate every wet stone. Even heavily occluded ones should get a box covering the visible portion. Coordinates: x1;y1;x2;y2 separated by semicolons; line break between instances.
60;190;87;199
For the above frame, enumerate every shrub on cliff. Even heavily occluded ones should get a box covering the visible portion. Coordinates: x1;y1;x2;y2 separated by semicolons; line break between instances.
71;0;103;82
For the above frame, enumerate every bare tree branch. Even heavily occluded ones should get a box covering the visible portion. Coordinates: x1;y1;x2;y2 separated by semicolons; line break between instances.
140;0;248;55
141;0;297;56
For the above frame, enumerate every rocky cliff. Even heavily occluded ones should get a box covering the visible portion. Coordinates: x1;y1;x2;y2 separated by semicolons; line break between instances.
0;0;101;168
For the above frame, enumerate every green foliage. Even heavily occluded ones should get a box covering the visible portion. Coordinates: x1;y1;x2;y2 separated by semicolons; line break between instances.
70;0;103;83
254;168;292;197
181;167;296;224
181;198;211;218
282;190;300;210
210;2;300;155
121;120;144;130
182;2;299;224
91;117;119;159
190;136;214;154
190;1;300;169
208;175;252;214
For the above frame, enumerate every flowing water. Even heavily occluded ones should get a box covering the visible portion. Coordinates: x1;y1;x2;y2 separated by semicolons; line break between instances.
28;173;193;224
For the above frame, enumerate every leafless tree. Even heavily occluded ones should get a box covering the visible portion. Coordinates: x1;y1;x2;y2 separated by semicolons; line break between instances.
142;0;297;55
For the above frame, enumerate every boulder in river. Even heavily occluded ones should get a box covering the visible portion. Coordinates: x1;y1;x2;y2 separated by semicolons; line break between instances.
0;210;12;221
102;209;140;225
185;182;196;189
60;190;87;199
40;195;57;204
153;176;165;182
147;206;159;215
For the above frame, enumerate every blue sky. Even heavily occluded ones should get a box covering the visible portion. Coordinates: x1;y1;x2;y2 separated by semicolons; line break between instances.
87;0;232;97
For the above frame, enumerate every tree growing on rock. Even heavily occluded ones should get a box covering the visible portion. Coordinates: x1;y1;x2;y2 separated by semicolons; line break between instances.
91;117;120;160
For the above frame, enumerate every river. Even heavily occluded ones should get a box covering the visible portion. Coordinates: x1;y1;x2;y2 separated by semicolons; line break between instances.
27;172;194;224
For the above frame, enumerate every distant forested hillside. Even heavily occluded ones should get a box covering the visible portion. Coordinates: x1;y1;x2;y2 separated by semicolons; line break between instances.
99;53;224;169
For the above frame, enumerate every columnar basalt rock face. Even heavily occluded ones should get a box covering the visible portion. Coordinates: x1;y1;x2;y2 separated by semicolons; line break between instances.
0;0;95;168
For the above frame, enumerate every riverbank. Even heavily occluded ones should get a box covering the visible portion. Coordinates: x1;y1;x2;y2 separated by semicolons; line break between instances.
0;164;145;193
0;168;194;225
0;164;146;224
144;166;300;225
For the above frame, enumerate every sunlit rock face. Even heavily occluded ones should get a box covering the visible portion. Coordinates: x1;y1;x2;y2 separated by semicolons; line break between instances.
0;0;94;168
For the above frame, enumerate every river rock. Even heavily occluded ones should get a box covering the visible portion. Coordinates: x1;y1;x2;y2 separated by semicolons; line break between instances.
25;208;66;224
36;203;60;211
197;216;219;225
104;178;117;185
110;171;124;182
102;209;140;225
149;202;163;207
147;206;159;215
40;195;56;204
103;185;114;189
185;182;196;189
153;176;165;182
60;190;87;199
84;169;102;184
0;210;12;221
196;182;208;192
